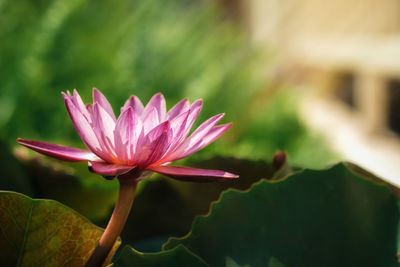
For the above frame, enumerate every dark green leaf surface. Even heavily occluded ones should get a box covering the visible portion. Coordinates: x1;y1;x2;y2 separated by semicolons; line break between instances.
0;191;120;266
122;156;280;242
113;245;208;267
164;163;399;267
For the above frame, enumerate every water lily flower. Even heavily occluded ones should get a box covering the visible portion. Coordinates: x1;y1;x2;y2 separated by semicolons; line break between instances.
17;88;238;266
17;88;238;181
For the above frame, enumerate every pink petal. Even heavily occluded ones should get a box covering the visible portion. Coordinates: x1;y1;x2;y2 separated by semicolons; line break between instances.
189;113;225;138
178;113;224;151
62;93;102;154
166;114;225;161
173;123;232;161
92;103;117;161
113;137;127;164
148;165;238;182
142;107;160;135
71;89;92;123
93;88;116;121
169;110;190;140
121;95;144;116
146;120;170;143
167;98;190;120
166;110;190;150
154;100;202;164
181;99;203;138
143;93;166;121
114;107;143;164
93;103;116;141
136;121;171;166
143;128;172;167
17;138;98;162
90;162;135;176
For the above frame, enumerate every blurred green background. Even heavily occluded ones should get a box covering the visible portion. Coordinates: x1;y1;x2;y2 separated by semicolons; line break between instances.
0;0;336;165
0;0;338;251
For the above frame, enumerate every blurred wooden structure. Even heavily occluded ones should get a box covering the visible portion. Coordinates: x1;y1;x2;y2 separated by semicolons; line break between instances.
240;0;400;185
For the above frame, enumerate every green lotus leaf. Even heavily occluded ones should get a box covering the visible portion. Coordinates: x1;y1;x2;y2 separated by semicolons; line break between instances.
122;155;284;243
0;191;120;266
164;163;399;267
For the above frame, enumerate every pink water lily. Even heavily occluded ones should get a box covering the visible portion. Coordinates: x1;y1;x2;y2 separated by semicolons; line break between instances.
17;88;238;266
17;88;238;181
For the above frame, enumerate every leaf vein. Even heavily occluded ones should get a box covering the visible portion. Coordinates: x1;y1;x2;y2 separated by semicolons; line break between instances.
7;208;23;233
16;201;34;267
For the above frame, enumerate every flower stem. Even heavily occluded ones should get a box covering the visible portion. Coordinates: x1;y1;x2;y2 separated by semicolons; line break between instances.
86;179;137;267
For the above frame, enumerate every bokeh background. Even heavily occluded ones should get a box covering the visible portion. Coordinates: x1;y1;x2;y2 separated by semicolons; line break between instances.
3;0;400;254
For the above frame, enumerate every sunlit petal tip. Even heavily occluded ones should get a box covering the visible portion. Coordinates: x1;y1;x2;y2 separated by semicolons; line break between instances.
62;91;72;99
121;95;145;115
199;122;232;145
148;92;165;104
150;93;165;103
128;95;140;103
174;98;190;109
61;91;68;99
92;88;116;121
17;138;98;162
189;99;203;118
192;99;203;108
221;122;232;129
92;88;103;102
145;93;167;120
148;165;239;182
215;113;225;120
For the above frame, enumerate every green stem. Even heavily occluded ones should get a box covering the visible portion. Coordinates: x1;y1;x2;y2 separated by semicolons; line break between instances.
86;179;137;267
